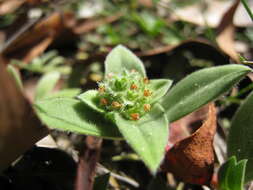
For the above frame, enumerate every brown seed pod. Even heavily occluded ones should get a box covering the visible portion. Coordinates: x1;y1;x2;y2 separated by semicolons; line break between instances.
143;104;151;112
162;103;217;185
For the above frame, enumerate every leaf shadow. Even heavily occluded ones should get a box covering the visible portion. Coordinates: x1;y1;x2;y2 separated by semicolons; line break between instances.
73;101;122;139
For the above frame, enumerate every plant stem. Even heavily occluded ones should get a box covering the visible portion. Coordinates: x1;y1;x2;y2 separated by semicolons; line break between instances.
75;136;102;190
241;0;253;22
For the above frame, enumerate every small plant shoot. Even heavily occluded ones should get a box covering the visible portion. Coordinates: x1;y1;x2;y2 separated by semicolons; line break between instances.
218;156;247;190
35;45;251;173
78;45;172;171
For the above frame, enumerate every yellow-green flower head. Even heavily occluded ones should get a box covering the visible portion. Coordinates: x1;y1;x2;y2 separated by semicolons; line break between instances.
97;69;152;120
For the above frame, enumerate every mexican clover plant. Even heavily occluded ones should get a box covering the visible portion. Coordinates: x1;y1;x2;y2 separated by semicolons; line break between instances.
35;45;251;173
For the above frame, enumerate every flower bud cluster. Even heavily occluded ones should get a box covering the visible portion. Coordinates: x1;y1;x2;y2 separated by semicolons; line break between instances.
97;70;152;120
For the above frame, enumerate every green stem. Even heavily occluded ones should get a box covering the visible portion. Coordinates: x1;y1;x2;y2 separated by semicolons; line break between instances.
241;0;253;22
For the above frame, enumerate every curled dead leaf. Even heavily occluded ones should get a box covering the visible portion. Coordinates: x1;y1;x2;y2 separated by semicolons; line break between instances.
0;58;48;171
162;103;217;185
0;0;25;15
167;104;210;150
216;0;240;62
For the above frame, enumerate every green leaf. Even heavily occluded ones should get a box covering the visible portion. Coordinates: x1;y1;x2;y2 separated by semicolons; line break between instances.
218;157;236;190
7;64;23;90
105;45;146;77
218;156;247;190
241;0;253;22
34;98;122;139
227;90;253;182
94;173;110;190
132;11;165;36
35;72;60;101
113;104;168;173
161;64;251;122
148;79;172;104
78;90;105;113
47;88;81;98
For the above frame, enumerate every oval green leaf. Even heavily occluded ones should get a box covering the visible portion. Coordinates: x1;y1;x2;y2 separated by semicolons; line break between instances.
228;90;253;182
34;98;122;139
105;45;146;77
78;90;105;113
35;72;60;101
113;104;168;173
148;79;172;104
161;64;251;122
47;88;81;98
218;156;247;190
7;64;23;90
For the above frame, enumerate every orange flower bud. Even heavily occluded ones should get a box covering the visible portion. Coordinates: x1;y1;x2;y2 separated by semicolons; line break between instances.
100;98;108;105
144;104;151;112
107;73;114;78
98;86;105;93
143;77;149;84
143;89;152;97
111;101;122;109
130;83;138;90
130;113;140;120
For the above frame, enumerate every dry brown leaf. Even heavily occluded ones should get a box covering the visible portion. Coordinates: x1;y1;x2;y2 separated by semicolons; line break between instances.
21;36;54;63
162;103;217;185
73;13;122;35
0;0;25;15
0;57;48;171
26;0;43;5
167;104;210;149
2;12;68;63
136;39;224;58
216;0;240;62
0;31;6;46
2;11;121;63
163;0;253;27
138;0;153;7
